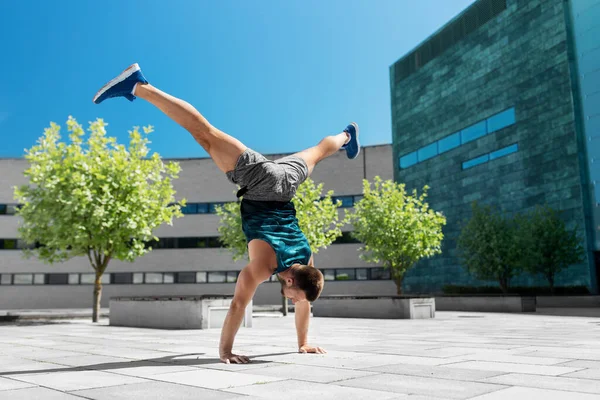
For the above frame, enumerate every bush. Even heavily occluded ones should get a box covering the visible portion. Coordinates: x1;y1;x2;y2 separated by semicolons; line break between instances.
442;284;590;296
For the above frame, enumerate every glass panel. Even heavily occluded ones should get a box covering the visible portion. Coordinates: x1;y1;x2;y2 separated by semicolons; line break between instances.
2;239;17;249
33;274;45;285
0;274;11;285
332;196;354;208
112;273;133;284
196;203;209;214
164;273;175;284
370;268;391;280
80;274;95;284
181;203;197;214
145;273;163;284
463;154;490;169
176;272;196;284
47;274;69;285
399;151;418;169
461;120;487;144
489;144;519;160
208;271;227;283
487;108;516;133
209;202;227;213
17;239;34;250
0;204;6;214
323;269;335;281
417;142;438;162
226;271;238;283
207;237;221;248
353;195;364;203
68;274;79;285
335;269;356;281
196;272;207;283
13;274;32;285
178;237;200;248
133;273;144;284
6;205;19;215
356;268;368;280
438;132;461;154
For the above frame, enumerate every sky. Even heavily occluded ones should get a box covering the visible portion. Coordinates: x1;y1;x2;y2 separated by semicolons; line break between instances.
0;0;475;159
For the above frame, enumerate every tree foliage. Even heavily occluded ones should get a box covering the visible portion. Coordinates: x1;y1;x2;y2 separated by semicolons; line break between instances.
349;177;446;294
14;117;184;321
216;177;345;261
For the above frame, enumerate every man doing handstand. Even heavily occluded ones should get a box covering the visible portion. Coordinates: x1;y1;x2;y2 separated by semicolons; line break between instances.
93;64;360;364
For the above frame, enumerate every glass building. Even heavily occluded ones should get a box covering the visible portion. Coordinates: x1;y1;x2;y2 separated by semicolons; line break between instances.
391;0;600;293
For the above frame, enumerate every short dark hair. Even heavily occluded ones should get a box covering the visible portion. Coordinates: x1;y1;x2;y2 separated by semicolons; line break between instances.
293;265;324;302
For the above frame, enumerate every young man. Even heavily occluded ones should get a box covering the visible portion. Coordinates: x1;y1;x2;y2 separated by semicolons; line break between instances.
93;64;360;364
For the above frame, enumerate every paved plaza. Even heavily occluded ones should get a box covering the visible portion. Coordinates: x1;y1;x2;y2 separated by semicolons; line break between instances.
0;311;600;399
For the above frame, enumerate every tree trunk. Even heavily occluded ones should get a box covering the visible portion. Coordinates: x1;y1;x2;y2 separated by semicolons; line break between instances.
282;295;288;316
499;277;509;294
93;274;103;323
394;275;404;295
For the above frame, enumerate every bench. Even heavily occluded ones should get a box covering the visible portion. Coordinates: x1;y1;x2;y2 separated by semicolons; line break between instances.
312;295;435;319
109;295;252;329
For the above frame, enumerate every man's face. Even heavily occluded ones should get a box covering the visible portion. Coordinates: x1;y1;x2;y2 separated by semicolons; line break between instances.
281;285;307;304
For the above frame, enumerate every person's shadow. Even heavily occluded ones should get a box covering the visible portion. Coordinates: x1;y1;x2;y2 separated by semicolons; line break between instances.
0;352;295;377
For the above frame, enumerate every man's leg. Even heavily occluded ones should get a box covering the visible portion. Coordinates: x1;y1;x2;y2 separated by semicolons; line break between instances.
134;84;246;173
293;132;350;175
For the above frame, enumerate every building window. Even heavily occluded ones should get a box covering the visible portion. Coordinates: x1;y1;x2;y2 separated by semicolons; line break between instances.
176;272;196;284
209;202;227;213
208;271;227;283
332;196;354;208
0;274;11;285
335;269;356;281
417;142;438;162
196;203;209;214
133;273;144;284
145;273;163;284
463;154;490;170
68;274;80;285
226;271;239;283
400;151;418;169
196;272;207;283
487;108;516;133
322;269;335;281
370;268;391;280
438;132;460;154
112;273;133;284
0;205;6;215
13;274;33;285
181;203;197;215
356;268;368;280
46;274;69;285
489;143;518;160
33;274;45;285
461;121;487;144
164;273;175;284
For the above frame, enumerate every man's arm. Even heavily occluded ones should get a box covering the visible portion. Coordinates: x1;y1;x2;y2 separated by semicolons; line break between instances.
295;300;326;354
219;265;263;364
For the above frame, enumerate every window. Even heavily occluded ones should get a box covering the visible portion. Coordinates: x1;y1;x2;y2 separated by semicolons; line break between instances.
463;154;490;170
176;272;196;284
80;274;95;284
196;272;207;283
332;196;354;208
196;203;209;214
112;273;133;284
209;202;227;213
207;237;221;248
489;143;518;160
181;203;197;214
487;108;515;133
0;274;11;285
226;271;239;283
399;151;418;169
370;268;391;280
417;142;438;162
335;269;356;281
438;132;461;154
13;274;32;285
33;274;45;285
0;205;6;215
322;269;335;281
353;195;364;203
145;273;163;284
6;205;19;215
178;237;204;248
461;121;487;144
46;274;69;285
164;273;175;284
356;268;368;280
68;274;80;285
133;273;144;284
1;239;17;249
208;271;227;283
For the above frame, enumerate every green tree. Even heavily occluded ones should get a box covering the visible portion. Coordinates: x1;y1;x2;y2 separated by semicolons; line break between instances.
457;202;522;293
14;117;184;322
349;177;446;294
521;205;584;294
216;177;345;261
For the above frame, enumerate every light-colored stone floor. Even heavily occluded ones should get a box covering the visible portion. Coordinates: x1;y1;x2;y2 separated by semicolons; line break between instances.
1;311;599;399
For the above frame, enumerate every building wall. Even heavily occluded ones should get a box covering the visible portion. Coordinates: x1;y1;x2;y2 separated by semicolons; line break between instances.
390;0;596;292
0;145;396;309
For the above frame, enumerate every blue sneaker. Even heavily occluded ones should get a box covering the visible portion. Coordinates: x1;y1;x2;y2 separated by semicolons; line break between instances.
341;122;360;159
93;63;148;104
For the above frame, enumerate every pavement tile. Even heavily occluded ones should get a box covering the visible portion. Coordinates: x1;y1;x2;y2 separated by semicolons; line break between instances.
152;368;286;389
40;354;134;368
562;361;600;369
224;379;402;399
0;376;36;391
440;360;581;376
468;386;600;399
8;370;149;391
0;387;84;399
564;369;600;380
336;372;506;399
482;372;600;394
366;363;506;381
239;364;378;383
73;381;245;400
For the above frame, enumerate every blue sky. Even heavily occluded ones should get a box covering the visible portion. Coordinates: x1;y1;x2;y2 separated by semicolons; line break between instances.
0;0;475;159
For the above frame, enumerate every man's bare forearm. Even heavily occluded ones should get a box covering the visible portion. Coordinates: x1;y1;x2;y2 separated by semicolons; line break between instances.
219;303;247;356
295;300;311;348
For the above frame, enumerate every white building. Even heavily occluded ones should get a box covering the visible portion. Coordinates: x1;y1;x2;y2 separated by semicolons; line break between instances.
0;145;396;308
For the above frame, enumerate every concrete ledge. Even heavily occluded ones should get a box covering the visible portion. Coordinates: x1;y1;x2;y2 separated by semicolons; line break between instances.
536;295;600;308
436;295;536;313
312;295;435;319
109;295;252;329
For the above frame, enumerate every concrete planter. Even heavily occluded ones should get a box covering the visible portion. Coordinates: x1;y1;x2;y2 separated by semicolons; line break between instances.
536;295;600;308
436;295;536;313
312;295;435;319
109;295;252;329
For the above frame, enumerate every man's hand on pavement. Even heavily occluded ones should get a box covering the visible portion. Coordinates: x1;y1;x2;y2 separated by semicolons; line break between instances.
299;344;327;354
220;352;250;364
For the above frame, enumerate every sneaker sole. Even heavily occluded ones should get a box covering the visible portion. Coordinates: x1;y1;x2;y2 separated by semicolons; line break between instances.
349;122;360;159
92;63;140;103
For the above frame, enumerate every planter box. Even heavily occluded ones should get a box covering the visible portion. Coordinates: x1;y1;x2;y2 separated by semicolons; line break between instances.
536;295;600;308
436;295;536;313
312;296;435;319
109;295;252;329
